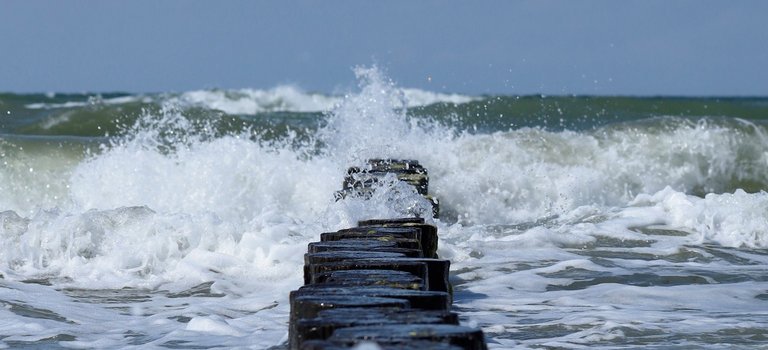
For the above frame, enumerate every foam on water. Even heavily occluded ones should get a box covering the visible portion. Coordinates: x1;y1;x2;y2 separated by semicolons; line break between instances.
174;86;340;114
2;67;768;348
400;88;477;107
19;85;478;116
0;67;455;348
24;95;151;110
173;85;477;115
628;187;768;248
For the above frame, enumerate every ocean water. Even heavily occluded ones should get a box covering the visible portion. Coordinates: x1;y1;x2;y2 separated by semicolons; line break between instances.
2;67;768;349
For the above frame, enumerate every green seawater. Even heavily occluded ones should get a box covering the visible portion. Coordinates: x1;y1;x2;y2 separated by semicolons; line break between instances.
3;93;768;137
3;91;768;349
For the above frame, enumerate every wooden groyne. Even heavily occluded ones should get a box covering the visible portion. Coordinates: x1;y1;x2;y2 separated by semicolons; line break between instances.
288;160;487;350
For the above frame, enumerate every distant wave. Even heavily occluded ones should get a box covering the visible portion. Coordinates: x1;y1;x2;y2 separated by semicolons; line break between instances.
24;95;152;109
21;86;479;114
173;86;477;114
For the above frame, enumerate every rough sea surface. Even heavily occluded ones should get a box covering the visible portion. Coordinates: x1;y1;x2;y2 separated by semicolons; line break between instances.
2;68;768;349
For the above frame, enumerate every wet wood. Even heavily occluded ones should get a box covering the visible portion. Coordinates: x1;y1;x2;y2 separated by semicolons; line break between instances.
287;159;485;349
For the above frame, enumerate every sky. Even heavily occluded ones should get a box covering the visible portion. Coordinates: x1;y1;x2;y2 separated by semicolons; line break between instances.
1;0;767;96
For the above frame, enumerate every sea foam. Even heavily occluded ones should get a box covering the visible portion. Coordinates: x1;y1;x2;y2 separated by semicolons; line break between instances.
2;67;768;348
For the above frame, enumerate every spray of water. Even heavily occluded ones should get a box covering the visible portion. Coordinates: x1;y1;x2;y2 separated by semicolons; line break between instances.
5;66;768;349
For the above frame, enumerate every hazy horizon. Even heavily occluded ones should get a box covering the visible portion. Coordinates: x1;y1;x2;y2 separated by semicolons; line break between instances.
2;1;767;96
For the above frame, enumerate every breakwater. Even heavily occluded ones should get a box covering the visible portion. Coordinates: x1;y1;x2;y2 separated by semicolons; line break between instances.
288;159;487;349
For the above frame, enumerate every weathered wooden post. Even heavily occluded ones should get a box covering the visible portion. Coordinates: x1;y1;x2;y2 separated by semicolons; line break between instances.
288;159;487;350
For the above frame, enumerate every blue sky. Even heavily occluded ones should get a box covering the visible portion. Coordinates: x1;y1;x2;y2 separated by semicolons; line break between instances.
1;1;766;96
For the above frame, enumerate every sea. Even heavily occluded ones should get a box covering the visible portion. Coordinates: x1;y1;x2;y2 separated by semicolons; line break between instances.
2;67;768;349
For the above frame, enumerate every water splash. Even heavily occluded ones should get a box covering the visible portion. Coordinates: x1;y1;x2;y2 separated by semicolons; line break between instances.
320;66;411;164
4;67;768;349
0;66;449;289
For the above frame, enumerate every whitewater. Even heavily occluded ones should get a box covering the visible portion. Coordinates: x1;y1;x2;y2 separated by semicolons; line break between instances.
2;67;768;349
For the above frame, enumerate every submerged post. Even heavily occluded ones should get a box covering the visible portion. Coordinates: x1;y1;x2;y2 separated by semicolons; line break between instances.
288;159;487;349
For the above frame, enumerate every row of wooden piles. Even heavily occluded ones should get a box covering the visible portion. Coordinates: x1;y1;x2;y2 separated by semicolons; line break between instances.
288;160;488;350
